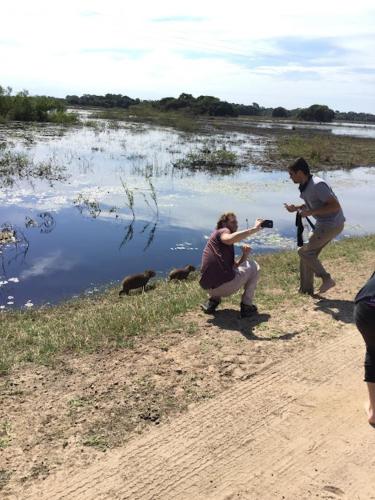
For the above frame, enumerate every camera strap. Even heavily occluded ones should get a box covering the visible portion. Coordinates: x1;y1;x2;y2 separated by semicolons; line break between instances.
295;213;315;247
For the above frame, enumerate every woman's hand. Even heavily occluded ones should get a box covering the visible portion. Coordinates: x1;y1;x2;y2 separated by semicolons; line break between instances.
242;244;251;257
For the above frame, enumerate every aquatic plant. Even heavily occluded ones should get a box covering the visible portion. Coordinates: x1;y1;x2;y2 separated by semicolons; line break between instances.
120;178;135;219
173;147;240;172
73;195;101;218
0;149;67;188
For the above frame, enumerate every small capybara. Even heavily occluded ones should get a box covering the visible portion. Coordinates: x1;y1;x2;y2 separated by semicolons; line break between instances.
169;264;196;281
119;270;156;296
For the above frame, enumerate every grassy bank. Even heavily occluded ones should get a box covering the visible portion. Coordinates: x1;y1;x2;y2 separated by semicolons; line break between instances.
269;133;375;169
1;235;373;374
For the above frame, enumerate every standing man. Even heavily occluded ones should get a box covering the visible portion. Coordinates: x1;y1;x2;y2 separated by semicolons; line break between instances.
284;157;345;295
354;271;375;425
200;212;263;317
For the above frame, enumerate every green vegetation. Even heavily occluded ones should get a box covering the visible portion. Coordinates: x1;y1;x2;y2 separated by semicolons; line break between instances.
91;102;201;132
0;421;11;449
1;235;373;374
272;106;289;118
66;93;139;108
0;85;78;124
297;104;335;122
173;147;240;172
0;148;67;188
268;133;375;169
66;90;375;126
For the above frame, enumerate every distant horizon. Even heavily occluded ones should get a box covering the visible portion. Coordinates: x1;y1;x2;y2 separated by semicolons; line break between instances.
6;87;372;116
2;1;374;114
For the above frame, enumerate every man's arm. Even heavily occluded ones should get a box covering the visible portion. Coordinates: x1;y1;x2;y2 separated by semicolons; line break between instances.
221;220;262;245
300;196;341;217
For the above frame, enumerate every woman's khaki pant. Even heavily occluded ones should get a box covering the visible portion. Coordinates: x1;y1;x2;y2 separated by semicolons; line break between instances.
207;259;260;306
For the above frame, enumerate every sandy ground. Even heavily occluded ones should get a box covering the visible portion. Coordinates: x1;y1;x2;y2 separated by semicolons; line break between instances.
1;252;375;499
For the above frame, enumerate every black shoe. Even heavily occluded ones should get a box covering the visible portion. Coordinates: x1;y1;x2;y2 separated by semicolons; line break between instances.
201;298;220;314
240;303;258;318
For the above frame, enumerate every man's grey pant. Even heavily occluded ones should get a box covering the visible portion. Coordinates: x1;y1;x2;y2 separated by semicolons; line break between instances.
207;260;260;305
298;223;344;294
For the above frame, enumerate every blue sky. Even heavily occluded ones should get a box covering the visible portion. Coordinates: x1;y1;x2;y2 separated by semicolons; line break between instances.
1;0;375;112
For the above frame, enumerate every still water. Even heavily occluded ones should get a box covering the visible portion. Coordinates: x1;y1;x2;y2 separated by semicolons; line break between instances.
0;117;374;308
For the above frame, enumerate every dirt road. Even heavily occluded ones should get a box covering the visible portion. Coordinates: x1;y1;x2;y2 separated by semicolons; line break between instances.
23;321;375;499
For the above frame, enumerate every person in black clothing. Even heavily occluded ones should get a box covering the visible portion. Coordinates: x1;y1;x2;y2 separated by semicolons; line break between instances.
354;271;375;425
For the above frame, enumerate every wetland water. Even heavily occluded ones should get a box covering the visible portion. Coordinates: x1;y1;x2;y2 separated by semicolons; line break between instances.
0;116;374;308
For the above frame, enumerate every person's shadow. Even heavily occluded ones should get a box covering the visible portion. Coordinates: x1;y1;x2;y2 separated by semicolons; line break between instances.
313;297;354;324
207;308;300;341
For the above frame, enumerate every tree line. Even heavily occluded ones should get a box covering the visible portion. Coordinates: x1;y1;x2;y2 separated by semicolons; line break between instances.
66;91;375;123
2;84;375;124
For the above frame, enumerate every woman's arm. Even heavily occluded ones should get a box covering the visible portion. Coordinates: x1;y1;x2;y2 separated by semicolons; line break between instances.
221;219;263;245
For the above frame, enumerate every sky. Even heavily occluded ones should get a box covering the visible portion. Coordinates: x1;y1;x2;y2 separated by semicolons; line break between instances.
1;0;375;113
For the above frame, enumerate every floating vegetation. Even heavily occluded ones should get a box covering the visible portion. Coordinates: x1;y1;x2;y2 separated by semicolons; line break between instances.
0;228;16;244
25;212;56;233
0;223;29;269
73;194;101;219
0;149;67;187
172;147;242;173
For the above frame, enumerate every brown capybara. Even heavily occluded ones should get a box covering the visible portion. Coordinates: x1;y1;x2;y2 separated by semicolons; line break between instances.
169;264;196;281
119;270;156;296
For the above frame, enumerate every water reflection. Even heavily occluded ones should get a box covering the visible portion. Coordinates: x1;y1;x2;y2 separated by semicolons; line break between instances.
25;212;56;233
0;117;374;308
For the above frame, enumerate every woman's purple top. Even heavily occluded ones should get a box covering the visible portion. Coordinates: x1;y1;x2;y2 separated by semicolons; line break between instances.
199;228;235;289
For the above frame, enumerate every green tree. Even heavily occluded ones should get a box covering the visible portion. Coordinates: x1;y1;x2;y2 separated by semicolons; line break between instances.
298;104;335;122
272;106;289;118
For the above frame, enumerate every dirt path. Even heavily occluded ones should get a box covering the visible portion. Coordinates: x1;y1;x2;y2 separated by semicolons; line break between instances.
23;320;375;499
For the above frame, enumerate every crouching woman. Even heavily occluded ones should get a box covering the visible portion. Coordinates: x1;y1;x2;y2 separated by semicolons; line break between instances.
199;212;263;318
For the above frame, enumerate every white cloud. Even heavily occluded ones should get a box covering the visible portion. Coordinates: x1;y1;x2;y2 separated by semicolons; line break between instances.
20;252;76;279
1;0;375;112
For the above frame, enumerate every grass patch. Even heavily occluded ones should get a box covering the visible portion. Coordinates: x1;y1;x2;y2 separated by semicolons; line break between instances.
82;433;109;451
48;110;79;125
0;236;374;373
0;421;11;449
92;103;201;133
269;133;375;169
173;147;240;173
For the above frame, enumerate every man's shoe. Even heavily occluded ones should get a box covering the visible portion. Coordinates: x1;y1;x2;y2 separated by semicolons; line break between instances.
240;303;258;318
201;298;220;314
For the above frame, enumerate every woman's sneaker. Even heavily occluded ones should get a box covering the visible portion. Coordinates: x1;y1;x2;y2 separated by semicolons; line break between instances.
240;303;258;318
201;298;220;314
